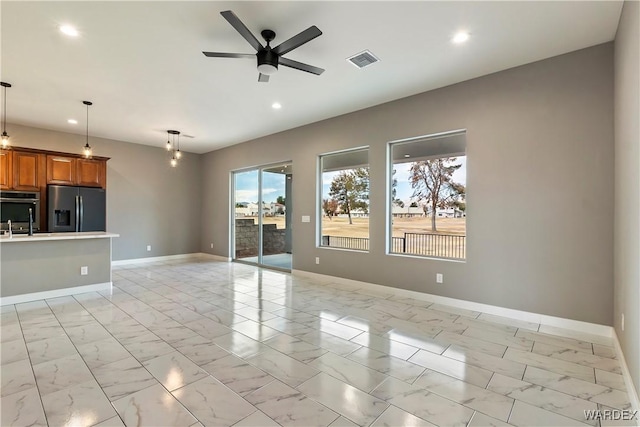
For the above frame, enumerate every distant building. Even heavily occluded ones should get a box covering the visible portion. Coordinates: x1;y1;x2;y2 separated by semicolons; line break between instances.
391;205;465;218
235;202;285;217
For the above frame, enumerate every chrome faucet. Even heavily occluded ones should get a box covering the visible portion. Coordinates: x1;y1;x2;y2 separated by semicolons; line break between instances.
7;220;12;238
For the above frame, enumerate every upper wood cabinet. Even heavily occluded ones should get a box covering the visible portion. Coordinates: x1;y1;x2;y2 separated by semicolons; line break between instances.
0;149;11;190
0;149;45;191
2;147;108;193
76;158;105;188
47;155;76;185
13;151;45;191
46;155;107;188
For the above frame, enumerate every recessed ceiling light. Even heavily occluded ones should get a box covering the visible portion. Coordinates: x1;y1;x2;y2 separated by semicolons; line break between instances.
404;154;410;158
67;119;78;124
452;31;470;44
59;25;79;37
272;102;282;110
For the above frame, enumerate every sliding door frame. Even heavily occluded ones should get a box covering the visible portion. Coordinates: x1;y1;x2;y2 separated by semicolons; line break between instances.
230;161;292;271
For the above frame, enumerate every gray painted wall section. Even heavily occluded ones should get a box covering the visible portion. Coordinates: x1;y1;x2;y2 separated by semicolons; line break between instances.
201;44;614;326
1;238;111;297
6;125;202;260
614;1;640;394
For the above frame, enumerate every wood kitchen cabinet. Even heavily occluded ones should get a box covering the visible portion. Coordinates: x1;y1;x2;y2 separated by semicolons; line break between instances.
0;149;11;189
46;155;106;188
0;149;45;191
47;155;77;185
12;151;45;191
76;158;106;188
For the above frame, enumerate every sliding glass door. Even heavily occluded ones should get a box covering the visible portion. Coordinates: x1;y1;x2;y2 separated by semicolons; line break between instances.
232;163;292;271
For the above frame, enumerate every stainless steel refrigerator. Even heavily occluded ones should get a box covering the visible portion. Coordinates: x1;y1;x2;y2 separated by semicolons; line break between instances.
48;185;106;232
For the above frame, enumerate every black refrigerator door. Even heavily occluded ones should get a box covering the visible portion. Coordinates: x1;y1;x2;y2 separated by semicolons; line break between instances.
79;187;106;232
48;185;79;232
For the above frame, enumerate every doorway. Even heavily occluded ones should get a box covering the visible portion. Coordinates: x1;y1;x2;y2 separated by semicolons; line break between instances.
232;163;292;271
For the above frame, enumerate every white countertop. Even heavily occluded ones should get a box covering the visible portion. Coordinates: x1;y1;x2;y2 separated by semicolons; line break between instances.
0;231;119;243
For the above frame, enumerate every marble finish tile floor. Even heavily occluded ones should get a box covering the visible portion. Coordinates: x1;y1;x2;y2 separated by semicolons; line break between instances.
0;258;636;427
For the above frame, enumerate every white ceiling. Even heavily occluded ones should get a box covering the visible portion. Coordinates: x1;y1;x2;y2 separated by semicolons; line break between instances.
1;1;623;154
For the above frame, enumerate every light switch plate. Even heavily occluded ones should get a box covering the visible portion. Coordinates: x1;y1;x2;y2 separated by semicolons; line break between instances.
302;215;310;223
81;266;88;275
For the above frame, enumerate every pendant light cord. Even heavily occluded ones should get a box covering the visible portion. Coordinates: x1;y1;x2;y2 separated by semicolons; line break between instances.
86;103;89;145
2;85;6;134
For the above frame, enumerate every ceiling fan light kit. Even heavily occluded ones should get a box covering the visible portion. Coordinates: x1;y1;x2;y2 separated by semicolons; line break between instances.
203;10;324;83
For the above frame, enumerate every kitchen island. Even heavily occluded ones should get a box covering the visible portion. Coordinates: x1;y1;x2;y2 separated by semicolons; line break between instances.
0;232;119;305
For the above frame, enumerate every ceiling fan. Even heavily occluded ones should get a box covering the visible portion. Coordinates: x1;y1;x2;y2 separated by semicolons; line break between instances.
202;10;324;82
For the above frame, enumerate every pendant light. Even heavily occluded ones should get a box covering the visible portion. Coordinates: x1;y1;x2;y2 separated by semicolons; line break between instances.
167;130;180;167
165;131;172;151
175;132;182;159
82;100;93;158
1;82;12;148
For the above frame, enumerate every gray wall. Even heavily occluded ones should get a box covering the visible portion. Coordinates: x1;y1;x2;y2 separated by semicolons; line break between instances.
6;124;202;260
201;44;614;326
614;1;639;394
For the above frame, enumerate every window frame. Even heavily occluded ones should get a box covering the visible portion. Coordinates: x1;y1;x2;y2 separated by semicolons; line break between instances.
386;129;467;261
317;146;371;252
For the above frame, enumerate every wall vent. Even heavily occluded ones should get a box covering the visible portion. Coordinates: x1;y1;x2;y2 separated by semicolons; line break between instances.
347;50;380;69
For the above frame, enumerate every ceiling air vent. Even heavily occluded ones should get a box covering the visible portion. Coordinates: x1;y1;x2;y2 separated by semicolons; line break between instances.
347;50;380;69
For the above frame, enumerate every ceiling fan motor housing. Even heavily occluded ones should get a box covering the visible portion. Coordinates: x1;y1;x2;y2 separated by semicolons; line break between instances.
257;49;279;74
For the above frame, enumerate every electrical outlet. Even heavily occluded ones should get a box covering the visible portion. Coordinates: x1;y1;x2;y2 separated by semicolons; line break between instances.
146;245;151;252
210;243;213;249
622;313;625;331
80;266;88;276
315;257;320;265
436;273;443;284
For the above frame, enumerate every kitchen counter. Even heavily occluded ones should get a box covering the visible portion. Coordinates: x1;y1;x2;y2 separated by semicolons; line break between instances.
0;232;118;305
0;231;119;243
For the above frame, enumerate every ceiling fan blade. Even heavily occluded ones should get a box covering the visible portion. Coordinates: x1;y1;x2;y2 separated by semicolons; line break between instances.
258;73;270;83
202;52;255;58
273;26;322;56
279;57;325;75
220;10;263;52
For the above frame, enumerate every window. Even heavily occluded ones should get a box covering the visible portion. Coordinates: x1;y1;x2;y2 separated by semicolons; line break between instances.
388;131;466;260
319;148;370;251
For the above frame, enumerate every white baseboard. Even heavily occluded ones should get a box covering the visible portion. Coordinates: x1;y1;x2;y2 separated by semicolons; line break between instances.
112;252;230;266
0;282;112;306
198;253;232;262
613;330;640;421
112;253;203;266
292;269;613;338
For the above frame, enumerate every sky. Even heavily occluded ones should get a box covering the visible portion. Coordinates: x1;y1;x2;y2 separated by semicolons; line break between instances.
234;169;286;204
234;156;466;204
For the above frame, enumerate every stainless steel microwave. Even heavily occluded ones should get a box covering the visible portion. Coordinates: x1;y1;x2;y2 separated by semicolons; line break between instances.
0;190;41;233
